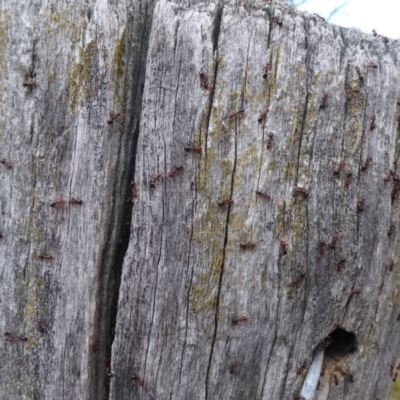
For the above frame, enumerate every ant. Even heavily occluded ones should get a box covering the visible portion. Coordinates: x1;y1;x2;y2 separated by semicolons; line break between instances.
388;260;394;271
294;396;305;400
293;187;309;198
291;271;306;287
258;108;269;123
388;224;394;236
266;133;274;150
229;108;245;120
397;311;400;321
229;361;238;374
349;374;355;383
361;156;372;171
332;373;339;386
320;363;326;377
262;62;271;79
297;361;306;375
37;319;46;333
384;174;391;183
318;241;326;256
107;112;121;125
357;196;366;212
280;239;288;255
199;70;209;90
90;336;99;352
184;146;202;154
355;66;364;82
370;115;376;130
317;336;333;350
69;198;83;205
218;199;234;207
232;316;248;325
336;258;346;272
271;16;283;27
345;172;352;188
320;93;329;110
256;190;271;200
329;232;339;249
127;181;138;203
0;159;12;169
150;173;163;188
239;242;256;250
50;199;64;207
367;62;378;70
333;160;346;176
346;89;360;96
131;374;144;386
350;286;360;296
4;332;28;342
23;80;37;88
38;254;53;261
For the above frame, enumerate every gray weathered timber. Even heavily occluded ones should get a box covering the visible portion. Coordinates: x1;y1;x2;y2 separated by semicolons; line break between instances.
0;0;153;399
1;0;400;399
111;1;400;400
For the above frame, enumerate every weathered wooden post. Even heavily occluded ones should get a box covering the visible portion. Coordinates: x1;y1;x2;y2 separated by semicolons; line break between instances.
1;0;400;399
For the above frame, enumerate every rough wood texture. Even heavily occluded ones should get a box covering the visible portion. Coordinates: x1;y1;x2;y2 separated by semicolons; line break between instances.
2;0;400;399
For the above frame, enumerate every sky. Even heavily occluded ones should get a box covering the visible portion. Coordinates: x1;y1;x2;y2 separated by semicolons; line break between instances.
296;0;400;40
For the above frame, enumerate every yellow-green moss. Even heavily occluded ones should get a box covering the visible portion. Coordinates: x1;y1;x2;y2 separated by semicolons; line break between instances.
113;27;126;99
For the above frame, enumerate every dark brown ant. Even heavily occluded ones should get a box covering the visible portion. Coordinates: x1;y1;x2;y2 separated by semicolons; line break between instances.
317;336;333;350
69;198;83;205
294;187;309;198
199;70;209;90
350;286;360;296
332;373;339;385
320;363;326;377
397;312;400;321
390;365;394;376
232;316;248;325
329;232;339;249
150;173;163;188
370;115;376;130
126;181;138;203
294;396;305;400
184;146;202;154
291;271;306;287
229;108;245;120
218;199;234;207
266;133;274;150
318;241;326;256
367;62;378;69
384;174;391;183
320;93;329;110
297;361;306;375
271;16;283;27
0;159;12;169
37;319;46;333
23;80;37;88
132;374;144;386
229;361;238;373
361;156;372;171
90;336;99;352
333;161;346;176
388;224;394;236
168;165;183;178
349;374;354;383
337;366;347;376
4;332;28;342
50;199;64;207
239;242;256;250
388;260;394;271
107;112;121;125
357;196;366;212
355;66;364;82
346;89;360;96
258;108;269;123
345;172;352;188
262;62;271;79
38;254;53;261
280;239;288;255
256;190;271;200
336;258;346;272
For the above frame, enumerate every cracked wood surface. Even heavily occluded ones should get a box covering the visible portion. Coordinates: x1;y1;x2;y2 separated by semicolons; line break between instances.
1;0;400;399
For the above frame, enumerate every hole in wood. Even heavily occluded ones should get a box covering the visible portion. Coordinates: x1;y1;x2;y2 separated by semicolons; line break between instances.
323;328;357;360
